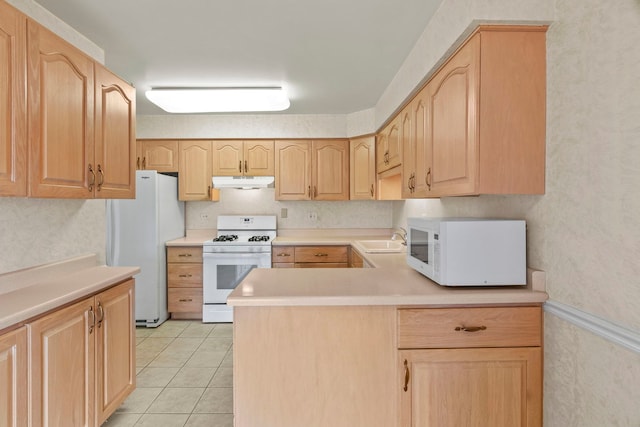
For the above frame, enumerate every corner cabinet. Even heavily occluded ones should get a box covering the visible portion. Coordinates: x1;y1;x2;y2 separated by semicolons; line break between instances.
178;140;212;201
398;306;542;427
212;140;274;176
376;117;401;174
275;139;349;201
350;136;376;200
0;1;27;197
29;279;135;427
27;19;136;199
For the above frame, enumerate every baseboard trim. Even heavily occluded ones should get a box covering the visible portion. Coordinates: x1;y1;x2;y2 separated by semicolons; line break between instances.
544;300;640;354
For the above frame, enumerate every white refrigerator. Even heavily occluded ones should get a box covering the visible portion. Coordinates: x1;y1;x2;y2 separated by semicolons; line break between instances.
106;170;185;327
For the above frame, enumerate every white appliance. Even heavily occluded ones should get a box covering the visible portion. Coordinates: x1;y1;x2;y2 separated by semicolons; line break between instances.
203;215;276;323
106;171;185;327
406;217;526;286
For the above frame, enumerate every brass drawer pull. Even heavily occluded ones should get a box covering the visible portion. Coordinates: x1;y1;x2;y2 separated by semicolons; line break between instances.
455;325;487;333
403;359;410;392
277;253;291;257
96;302;104;328
178;274;193;278
314;253;329;257
178;253;192;257
178;298;193;302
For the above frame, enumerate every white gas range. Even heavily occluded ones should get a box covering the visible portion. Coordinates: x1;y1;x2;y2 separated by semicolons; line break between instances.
202;215;276;322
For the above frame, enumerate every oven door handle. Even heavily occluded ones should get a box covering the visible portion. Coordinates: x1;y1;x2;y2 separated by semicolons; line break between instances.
203;252;270;259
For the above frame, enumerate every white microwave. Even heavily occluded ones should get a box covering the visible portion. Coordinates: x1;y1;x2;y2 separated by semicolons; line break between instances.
406;217;526;286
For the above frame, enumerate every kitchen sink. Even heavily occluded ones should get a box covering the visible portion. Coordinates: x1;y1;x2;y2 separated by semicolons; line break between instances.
356;240;405;253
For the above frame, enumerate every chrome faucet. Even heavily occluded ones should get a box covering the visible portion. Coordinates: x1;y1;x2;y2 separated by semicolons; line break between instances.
391;227;407;245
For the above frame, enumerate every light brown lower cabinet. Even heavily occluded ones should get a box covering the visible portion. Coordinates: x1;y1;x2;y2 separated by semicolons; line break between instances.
271;245;349;268
29;279;135;427
167;246;203;319
0;326;28;427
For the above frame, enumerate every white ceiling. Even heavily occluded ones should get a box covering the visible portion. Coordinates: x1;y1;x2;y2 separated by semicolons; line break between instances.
34;0;443;115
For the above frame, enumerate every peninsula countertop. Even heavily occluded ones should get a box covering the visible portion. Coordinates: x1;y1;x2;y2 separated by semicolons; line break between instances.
0;254;140;332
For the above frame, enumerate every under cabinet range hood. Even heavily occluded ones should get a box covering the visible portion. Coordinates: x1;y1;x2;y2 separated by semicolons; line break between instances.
212;176;275;189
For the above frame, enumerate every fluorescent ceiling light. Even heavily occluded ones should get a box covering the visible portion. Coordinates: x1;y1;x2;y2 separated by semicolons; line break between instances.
145;87;290;113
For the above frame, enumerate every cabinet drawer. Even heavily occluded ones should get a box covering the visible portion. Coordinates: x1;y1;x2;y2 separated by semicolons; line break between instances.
397;306;541;349
295;263;349;268
272;246;295;263
167;264;202;287
294;246;348;263
167;246;203;263
168;288;202;313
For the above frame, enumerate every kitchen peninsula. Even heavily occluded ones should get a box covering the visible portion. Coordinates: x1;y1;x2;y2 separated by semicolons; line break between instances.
228;249;547;427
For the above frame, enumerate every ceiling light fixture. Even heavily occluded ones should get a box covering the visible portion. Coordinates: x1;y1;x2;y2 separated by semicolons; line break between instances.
145;87;290;113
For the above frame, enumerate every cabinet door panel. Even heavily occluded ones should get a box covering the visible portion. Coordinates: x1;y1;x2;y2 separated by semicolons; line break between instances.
0;2;26;197
29;297;95;427
349;136;375;200
95;65;136;199
0;326;28;427
244;140;274;176
179;140;212;200
400;347;541;427
312;140;349;200
212;140;243;176
275;140;311;200
140;140;179;172
27;21;94;198
95;280;135;425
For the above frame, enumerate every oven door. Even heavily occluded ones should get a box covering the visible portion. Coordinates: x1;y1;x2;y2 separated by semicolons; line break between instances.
203;252;271;303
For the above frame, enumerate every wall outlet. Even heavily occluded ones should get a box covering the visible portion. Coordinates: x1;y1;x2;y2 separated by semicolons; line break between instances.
200;213;209;221
281;208;288;219
307;212;318;221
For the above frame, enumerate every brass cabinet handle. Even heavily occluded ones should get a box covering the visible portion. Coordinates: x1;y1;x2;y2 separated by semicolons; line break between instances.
88;164;96;192
97;302;104;328
88;306;95;334
178;298;193;302
178;253;193;257
142;157;146;169
314;253;329;257
208;185;211;198
136;157;140;169
426;167;432;190
314;186;317;198
370;184;374;197
178;274;193;278
403;359;410;392
239;160;242;173
244;160;248;173
277;253;291;257
455;325;487;333
97;165;104;191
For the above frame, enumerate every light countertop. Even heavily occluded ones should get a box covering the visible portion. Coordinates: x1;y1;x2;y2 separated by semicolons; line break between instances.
0;254;140;332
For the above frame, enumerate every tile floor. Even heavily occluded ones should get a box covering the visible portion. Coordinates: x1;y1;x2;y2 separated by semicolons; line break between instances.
101;320;234;427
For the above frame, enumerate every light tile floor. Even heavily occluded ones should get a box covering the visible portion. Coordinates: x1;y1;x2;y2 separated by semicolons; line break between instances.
101;320;234;427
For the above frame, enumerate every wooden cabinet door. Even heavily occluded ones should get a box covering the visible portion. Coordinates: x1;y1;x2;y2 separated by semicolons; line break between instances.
139;140;179;172
275;140;311;200
179;140;212;200
0;2;26;197
427;34;480;196
94;64;136;199
312;139;349;200
0;326;28;427
212;140;243;176
244;140;274;176
29;296;95;427
412;93;430;197
386;119;401;170
375;132;387;173
399;347;541;427
400;106;414;198
27;20;95;198
349;136;375;200
95;280;135;425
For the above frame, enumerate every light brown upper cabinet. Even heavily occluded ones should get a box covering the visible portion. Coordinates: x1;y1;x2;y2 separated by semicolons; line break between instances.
94;64;136;199
376;116;401;174
402;90;429;198
275;139;349;201
212;140;274;176
350;136;376;200
0;1;27;197
27;20;136;199
137;140;179;172
178;140;213;201
422;26;546;197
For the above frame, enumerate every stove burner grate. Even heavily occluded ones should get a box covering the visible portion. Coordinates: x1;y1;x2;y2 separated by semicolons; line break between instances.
213;234;239;242
248;235;270;242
